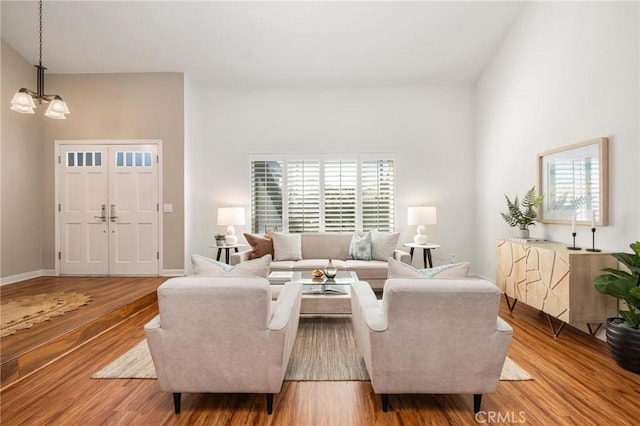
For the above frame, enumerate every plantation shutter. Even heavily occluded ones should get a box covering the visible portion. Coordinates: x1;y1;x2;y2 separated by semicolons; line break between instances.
287;160;321;233
324;160;357;232
361;159;394;232
251;160;283;233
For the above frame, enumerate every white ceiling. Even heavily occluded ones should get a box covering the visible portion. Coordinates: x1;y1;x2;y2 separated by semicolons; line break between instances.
1;1;525;88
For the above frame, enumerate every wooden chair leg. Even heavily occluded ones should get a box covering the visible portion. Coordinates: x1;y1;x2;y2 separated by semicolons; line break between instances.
266;393;274;414
173;393;181;414
381;394;389;412
473;394;482;414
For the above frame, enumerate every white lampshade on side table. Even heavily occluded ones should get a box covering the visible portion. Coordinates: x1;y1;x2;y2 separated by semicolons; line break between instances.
217;207;246;245
408;206;437;244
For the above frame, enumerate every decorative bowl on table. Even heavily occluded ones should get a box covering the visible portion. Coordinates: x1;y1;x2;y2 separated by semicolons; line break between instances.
312;269;324;278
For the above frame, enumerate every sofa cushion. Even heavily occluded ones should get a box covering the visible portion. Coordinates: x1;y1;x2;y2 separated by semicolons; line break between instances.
270;260;298;271
344;260;388;280
295;259;347;271
371;231;400;261
244;231;275;259
348;232;372;261
272;233;303;261
300;233;352;260
192;254;271;278
388;257;469;279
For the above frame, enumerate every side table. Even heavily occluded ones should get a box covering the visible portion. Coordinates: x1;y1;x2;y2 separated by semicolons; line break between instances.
403;242;441;268
210;244;246;264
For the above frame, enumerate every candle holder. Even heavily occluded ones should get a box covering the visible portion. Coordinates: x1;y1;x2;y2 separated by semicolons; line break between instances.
567;232;581;250
585;228;602;252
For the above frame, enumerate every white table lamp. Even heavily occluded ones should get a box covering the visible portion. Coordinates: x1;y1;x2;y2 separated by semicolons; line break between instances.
408;206;437;245
217;207;246;245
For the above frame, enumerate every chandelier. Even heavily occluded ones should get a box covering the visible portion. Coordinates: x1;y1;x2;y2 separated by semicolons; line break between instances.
10;0;70;119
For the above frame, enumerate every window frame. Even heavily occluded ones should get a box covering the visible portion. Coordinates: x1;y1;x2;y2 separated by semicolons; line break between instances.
250;153;395;233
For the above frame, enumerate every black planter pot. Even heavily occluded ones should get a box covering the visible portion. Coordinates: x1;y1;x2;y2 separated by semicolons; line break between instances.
606;317;640;374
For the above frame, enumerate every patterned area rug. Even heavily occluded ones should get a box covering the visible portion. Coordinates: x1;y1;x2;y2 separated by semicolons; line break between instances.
1;292;92;337
92;317;531;381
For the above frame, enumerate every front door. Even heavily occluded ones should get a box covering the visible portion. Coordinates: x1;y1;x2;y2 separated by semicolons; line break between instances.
59;144;159;275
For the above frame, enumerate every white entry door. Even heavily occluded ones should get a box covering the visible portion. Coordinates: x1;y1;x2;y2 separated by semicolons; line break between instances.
59;144;159;275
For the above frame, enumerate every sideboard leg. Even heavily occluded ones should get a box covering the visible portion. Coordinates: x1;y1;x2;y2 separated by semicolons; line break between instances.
546;314;566;338
504;294;518;312
587;323;603;336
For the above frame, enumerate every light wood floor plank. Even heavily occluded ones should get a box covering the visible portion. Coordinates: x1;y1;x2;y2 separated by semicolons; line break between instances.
1;276;639;425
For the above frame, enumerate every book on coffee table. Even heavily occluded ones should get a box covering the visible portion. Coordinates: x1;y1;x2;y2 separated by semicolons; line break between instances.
303;284;348;295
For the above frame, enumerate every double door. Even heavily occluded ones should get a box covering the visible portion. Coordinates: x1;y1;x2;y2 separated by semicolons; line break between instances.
59;144;159;275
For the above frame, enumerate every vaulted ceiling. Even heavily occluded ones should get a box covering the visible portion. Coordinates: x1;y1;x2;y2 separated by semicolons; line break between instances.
1;1;525;88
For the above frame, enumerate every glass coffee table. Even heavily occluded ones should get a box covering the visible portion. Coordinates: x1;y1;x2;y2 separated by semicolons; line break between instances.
268;271;358;314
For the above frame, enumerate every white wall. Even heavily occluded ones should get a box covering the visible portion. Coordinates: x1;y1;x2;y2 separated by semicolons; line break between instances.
185;86;475;273
475;2;640;280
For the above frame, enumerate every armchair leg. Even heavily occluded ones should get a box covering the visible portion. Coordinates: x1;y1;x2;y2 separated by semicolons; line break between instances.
173;393;181;414
266;393;274;414
473;394;482;414
381;394;389;412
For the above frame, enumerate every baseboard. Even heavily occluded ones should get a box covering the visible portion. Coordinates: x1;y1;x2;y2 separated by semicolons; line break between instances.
160;269;184;277
0;270;45;286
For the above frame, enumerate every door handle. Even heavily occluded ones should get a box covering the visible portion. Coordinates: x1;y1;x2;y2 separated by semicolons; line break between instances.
94;204;107;222
110;204;118;222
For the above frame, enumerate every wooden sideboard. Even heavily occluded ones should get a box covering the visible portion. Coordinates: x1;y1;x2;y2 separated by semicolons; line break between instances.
496;240;617;336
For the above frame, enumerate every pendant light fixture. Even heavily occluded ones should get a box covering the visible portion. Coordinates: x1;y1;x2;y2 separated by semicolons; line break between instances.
10;0;69;119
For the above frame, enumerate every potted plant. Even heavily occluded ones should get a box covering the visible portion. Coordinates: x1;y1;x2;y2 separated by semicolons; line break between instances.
594;241;640;373
214;234;226;247
500;186;543;239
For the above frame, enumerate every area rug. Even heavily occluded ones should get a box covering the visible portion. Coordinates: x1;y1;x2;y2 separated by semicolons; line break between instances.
92;317;531;381
1;292;92;338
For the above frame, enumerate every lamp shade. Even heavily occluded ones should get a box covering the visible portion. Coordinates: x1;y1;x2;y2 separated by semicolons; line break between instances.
217;207;246;226
408;206;437;225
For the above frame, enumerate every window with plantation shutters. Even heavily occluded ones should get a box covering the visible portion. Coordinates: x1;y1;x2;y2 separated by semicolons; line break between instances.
250;155;394;233
362;160;394;232
251;160;284;233
324;160;357;232
287;160;321;232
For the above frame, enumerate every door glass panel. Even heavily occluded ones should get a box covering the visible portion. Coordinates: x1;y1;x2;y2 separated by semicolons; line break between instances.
67;152;75;167
126;152;133;167
135;151;143;167
86;152;93;166
95;152;102;166
77;152;84;167
116;151;124;167
144;152;152;166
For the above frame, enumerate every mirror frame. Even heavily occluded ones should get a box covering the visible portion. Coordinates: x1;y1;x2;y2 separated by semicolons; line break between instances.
537;137;609;226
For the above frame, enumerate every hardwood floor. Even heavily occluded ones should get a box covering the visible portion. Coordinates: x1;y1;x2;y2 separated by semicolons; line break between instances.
1;277;640;425
1;276;166;386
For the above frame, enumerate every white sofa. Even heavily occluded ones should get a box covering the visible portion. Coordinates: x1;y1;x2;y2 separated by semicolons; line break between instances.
145;276;303;414
231;233;411;290
350;278;513;413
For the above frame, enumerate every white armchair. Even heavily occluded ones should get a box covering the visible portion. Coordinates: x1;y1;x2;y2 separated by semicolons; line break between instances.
144;276;302;414
350;278;513;413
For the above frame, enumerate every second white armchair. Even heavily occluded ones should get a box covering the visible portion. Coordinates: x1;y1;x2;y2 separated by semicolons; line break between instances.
350;278;513;413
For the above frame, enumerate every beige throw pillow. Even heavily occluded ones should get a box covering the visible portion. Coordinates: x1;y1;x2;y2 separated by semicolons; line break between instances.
371;231;400;261
192;254;271;278
387;257;470;279
272;233;302;261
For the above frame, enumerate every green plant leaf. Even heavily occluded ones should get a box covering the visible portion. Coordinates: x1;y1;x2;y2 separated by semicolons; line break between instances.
600;267;634;280
618;309;640;328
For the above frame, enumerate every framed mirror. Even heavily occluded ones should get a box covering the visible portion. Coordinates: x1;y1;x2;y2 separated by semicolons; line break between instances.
537;137;609;226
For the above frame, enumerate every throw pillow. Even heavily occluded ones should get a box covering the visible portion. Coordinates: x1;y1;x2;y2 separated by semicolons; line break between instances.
348;232;372;261
244;231;275;260
271;233;303;261
387;257;423;278
419;262;470;278
191;254;271;278
371;231;400;261
387;258;470;279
